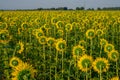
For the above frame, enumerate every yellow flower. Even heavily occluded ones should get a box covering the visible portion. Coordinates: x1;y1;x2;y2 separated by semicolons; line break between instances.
100;39;108;47
16;41;24;54
55;38;66;51
110;76;119;80
108;50;119;61
0;22;8;29
77;54;93;72
65;23;72;31
21;22;29;30
57;29;64;37
11;62;37;80
38;36;47;45
104;43;114;53
92;58;109;73
35;29;44;39
79;40;86;47
9;57;23;68
86;29;95;39
44;24;50;30
72;45;85;59
96;29;104;36
51;17;58;24
47;37;55;46
56;21;64;29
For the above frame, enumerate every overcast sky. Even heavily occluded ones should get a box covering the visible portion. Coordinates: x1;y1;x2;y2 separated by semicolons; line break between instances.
0;0;120;9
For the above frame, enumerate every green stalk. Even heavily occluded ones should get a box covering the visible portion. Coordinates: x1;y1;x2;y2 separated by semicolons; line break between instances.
55;50;58;80
90;38;93;79
86;63;88;80
100;65;102;80
50;46;52;80
116;60;118;77
62;51;64;78
43;45;46;80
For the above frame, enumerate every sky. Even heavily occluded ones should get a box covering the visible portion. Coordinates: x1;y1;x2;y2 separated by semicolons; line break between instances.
0;0;120;10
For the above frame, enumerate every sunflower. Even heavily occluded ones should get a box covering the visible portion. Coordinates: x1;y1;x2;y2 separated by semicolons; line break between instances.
35;29;44;39
0;30;11;44
104;43;114;53
21;22;29;30
92;58;109;73
51;17;58;24
56;21;64;29
56;29;64;37
86;29;95;39
110;76;119;80
96;29;104;37
38;36;47;45
47;37;55;46
0;22;8;30
44;24;50;30
100;39;108;47
11;62;37;80
108;50;119;61
16;41;24;54
65;23;72;31
9;57;23;68
79;40;86;47
55;38;66;51
77;54;93;72
72;45;85;59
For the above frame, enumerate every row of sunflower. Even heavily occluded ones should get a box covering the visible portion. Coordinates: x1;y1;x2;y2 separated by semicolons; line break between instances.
0;11;120;80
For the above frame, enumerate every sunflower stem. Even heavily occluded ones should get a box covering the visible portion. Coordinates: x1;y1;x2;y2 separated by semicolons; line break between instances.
55;50;58;80
50;46;52;80
90;38;93;79
100;65;102;80
43;45;46;80
116;60;118;77
62;51;64;78
86;63;88;80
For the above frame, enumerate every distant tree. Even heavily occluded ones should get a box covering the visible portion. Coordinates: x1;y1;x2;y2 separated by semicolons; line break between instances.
97;7;101;10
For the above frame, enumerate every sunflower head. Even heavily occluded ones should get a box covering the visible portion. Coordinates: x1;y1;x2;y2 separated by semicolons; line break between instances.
16;41;24;54
92;58;109;73
55;38;66;51
44;24;50;30
100;39;108;47
9;57;23;68
38;36;47;45
79;40;86;47
35;29;44;39
77;54;93;72
104;43;114;53
12;62;37;80
56;21;64;29
21;22;29;30
110;76;119;80
51;17;58;24
47;37;55;46
86;29;95;39
0;22;8;30
108;50;119;61
65;23;72;31
96;29;104;36
56;29;64;37
72;45;85;59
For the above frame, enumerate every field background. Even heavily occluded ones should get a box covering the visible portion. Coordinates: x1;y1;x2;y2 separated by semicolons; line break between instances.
0;11;120;80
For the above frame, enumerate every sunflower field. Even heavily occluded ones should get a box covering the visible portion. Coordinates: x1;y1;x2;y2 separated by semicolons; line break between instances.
0;11;120;80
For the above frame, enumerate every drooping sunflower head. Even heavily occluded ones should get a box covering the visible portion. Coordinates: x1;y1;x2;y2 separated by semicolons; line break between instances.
55;38;66;51
96;29;104;37
104;43;114;53
9;57;23;68
110;76;119;80
77;54;93;72
47;37;55;46
65;23;72;31
72;45;85;59
92;58;109;73
56;21;64;29
108;50;119;61
100;39;108;47
72;22;80;30
11;62;37;80
16;41;24;54
38;36;47;45
86;29;95;39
